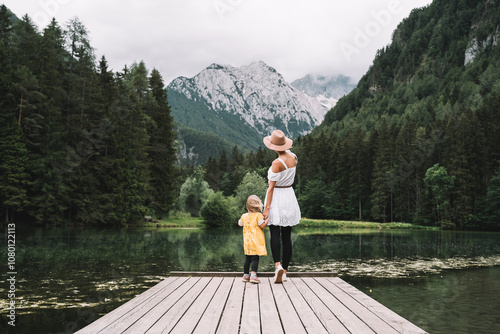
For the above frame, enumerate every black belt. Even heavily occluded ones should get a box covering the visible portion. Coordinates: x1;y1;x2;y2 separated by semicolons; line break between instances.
275;185;292;188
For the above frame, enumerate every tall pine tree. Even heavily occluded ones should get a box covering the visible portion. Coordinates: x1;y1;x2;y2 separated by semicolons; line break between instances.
147;68;177;216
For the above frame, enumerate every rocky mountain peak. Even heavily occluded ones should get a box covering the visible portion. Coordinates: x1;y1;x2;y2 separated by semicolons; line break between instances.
167;61;328;139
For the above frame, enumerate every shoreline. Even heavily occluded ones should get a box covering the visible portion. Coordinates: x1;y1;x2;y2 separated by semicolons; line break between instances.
137;217;439;230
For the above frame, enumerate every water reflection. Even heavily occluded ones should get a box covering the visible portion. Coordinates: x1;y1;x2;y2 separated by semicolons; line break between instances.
347;266;500;334
293;229;500;277
1;226;499;333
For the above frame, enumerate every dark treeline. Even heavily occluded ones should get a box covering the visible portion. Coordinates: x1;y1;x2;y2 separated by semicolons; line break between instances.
295;0;500;230
0;6;177;224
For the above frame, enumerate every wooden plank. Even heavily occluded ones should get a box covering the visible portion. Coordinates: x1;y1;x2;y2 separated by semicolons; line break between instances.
141;277;212;333
240;281;261;334
192;277;234;334
115;277;200;333
170;277;224;334
259;278;284;334
170;271;337;277
75;277;183;334
216;276;245;333
329;278;428;334
292;278;350;334
315;278;400;334
76;274;426;334
271;280;307;333
117;276;203;333
302;277;376;334
283;278;329;334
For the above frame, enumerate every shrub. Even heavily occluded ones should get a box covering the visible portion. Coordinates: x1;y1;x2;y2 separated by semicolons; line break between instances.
200;192;238;228
178;168;213;217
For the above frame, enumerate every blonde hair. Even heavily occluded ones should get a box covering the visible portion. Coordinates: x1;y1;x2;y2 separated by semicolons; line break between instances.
246;195;263;213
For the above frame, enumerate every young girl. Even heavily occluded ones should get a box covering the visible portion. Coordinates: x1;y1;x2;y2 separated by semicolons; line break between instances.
238;195;268;284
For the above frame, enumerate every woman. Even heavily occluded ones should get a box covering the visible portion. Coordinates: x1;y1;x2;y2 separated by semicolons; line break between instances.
262;130;301;283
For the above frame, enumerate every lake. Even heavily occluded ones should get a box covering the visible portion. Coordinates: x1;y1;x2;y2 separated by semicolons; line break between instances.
1;225;499;333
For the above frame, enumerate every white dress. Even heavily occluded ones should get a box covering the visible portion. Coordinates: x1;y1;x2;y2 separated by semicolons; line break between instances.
264;151;301;227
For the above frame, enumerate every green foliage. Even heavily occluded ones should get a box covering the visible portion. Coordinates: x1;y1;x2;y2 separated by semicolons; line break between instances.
299;178;330;219
234;171;268;213
475;166;500;230
0;127;29;222
200;192;238;228
370;119;394;222
424;164;455;227
178;168;213;217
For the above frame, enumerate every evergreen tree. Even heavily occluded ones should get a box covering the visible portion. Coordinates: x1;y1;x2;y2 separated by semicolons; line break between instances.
0;127;29;222
11;15;41;75
254;147;267;169
0;10;29;222
12;61;70;224
100;86;150;224
299;178;329;219
147;68;178;216
443;110;486;228
39;18;66;102
204;156;220;191
97;56;118;109
394;117;419;222
0;5;11;42
480;167;500;230
477;91;500;178
345;127;371;220
224;145;246;197
218;150;231;195
370;119;393;222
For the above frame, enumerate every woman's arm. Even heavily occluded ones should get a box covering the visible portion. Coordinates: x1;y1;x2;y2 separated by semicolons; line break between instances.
263;160;281;219
260;217;269;229
263;180;275;219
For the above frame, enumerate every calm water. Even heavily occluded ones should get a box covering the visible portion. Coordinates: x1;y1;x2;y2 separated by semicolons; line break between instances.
1;225;500;333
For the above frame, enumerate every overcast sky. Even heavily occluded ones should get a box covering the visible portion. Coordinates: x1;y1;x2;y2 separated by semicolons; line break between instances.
5;0;433;85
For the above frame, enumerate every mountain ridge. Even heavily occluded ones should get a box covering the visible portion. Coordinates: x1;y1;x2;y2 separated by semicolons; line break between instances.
167;60;334;164
168;61;328;138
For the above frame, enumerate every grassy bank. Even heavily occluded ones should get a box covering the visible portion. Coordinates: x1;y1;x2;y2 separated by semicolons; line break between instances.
142;216;205;228
142;216;437;230
298;219;439;230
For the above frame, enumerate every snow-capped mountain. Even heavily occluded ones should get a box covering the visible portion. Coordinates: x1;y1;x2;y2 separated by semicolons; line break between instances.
167;61;328;142
291;74;357;110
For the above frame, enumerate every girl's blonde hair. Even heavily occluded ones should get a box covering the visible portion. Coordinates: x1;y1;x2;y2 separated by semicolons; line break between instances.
246;195;263;212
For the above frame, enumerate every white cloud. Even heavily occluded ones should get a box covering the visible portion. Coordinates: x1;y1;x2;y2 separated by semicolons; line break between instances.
4;0;433;84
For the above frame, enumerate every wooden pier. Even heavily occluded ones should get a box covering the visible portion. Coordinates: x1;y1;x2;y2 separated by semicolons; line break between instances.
76;272;428;333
